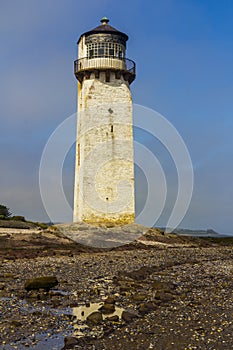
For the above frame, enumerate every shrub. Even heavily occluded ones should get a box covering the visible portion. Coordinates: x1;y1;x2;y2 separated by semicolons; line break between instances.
0;205;12;219
10;216;26;222
35;222;48;229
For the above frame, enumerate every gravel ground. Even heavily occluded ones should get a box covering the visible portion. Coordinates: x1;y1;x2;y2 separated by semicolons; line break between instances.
0;228;233;350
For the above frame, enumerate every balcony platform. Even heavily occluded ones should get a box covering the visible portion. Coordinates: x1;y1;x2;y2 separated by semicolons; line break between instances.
74;57;136;84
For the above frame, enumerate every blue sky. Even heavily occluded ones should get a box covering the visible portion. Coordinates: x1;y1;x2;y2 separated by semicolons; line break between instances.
0;0;233;234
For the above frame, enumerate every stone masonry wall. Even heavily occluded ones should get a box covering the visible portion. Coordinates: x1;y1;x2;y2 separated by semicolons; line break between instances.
73;71;135;224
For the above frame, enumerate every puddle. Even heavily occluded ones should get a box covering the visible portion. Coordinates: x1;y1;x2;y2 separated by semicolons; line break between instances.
1;292;125;347
72;302;124;322
0;296;12;301
24;289;71;303
50;289;70;296
27;334;65;350
2;334;65;350
72;302;125;338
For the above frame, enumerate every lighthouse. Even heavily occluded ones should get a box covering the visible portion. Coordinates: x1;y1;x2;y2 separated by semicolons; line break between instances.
73;17;136;224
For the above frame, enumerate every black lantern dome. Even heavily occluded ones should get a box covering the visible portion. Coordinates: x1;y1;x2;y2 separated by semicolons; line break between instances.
77;17;128;44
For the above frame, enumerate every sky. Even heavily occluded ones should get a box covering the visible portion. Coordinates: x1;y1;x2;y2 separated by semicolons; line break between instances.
0;0;233;234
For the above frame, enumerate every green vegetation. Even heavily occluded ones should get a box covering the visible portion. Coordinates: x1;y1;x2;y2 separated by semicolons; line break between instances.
0;204;50;230
33;222;48;229
10;216;25;222
0;205;12;219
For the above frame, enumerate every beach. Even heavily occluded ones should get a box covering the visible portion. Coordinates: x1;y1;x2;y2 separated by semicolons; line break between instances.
0;227;232;349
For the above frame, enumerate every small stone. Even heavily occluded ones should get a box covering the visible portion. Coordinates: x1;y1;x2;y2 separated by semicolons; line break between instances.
10;320;23;327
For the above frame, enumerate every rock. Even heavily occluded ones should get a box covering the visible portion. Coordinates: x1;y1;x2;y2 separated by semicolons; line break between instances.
26;290;38;298
64;336;79;346
99;303;115;314
119;284;131;292
122;266;154;281
132;292;147;302
2;273;15;280
10;320;23;327
0;282;5;290
122;311;138;322
151;280;175;291
52;300;61;308
106;315;119;322
138;302;157;315
104;295;116;304
86;311;103;324
24;276;58;291
154;290;174;302
120;291;131;297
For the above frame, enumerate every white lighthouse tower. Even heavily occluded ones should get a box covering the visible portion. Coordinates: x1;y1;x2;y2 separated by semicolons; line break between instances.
73;17;136;224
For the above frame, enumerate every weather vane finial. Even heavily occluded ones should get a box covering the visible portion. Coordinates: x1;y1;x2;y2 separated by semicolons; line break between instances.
100;17;109;25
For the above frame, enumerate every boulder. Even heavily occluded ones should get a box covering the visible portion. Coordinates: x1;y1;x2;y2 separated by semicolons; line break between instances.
99;303;115;314
86;311;103;324
132;292;147;302
104;295;116;304
154;290;174;302
64;336;79;346
151;280;175;291
138;302;157;315
24;276;58;291
122;310;138;322
106;315;119;322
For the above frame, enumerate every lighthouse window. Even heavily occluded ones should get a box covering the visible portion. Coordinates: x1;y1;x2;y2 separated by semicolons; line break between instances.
98;48;104;57
109;48;114;57
87;42;125;59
